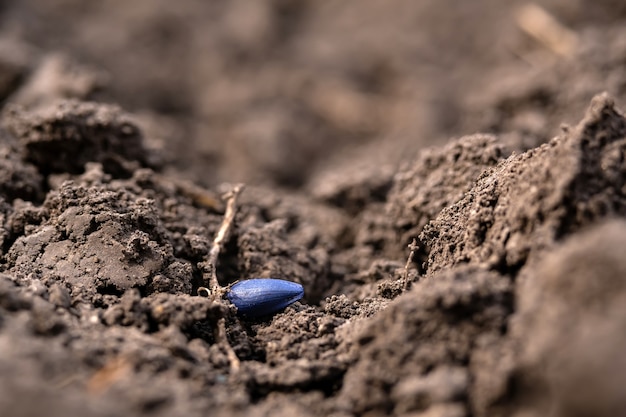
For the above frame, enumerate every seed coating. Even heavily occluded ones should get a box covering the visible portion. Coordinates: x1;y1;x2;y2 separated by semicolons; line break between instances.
227;278;304;317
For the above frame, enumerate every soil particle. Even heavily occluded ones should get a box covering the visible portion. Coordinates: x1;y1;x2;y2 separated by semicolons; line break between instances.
421;93;626;276
509;219;626;417
338;266;512;415
3;100;152;176
0;39;34;101
309;157;395;217
240;185;349;253
255;306;346;365
0;129;43;202
9;53;106;109
386;134;508;258
6;179;189;303
237;219;330;302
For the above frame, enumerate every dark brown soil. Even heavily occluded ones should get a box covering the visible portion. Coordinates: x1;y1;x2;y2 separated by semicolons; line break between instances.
0;1;625;416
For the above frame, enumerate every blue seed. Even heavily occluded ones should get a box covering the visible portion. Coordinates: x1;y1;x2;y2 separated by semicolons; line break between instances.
227;278;304;317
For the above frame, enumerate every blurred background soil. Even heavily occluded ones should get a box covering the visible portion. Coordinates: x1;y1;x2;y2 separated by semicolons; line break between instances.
0;1;625;416
2;0;624;189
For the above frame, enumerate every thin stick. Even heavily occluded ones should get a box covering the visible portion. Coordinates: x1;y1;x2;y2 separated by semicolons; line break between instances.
403;239;419;291
199;183;245;372
216;316;239;371
203;184;244;298
516;3;578;58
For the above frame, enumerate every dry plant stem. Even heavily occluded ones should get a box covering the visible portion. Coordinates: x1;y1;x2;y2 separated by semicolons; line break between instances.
202;183;245;372
403;239;419;291
205;183;244;298
216;316;239;371
151;172;224;212
516;3;578;57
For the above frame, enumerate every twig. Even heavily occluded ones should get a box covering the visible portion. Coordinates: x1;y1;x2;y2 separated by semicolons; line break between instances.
175;178;224;212
403;239;419;291
516;3;578;58
198;183;245;372
205;184;244;297
215;316;240;372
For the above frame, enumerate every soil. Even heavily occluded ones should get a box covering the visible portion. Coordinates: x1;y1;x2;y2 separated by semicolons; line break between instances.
0;1;625;416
